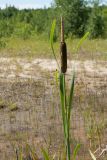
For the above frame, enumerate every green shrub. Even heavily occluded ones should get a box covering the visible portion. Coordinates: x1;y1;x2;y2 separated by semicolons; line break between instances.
87;2;105;38
13;23;32;40
0;20;14;38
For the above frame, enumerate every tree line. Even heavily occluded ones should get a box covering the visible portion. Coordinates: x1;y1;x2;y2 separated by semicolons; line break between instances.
0;0;107;41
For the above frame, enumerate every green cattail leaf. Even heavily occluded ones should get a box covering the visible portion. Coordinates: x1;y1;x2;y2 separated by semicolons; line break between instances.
60;73;67;139
50;19;60;69
68;71;75;125
89;150;96;160
73;144;81;160
75;32;90;53
42;148;51;160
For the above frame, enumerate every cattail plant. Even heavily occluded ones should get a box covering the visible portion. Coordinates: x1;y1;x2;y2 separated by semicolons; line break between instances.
59;23;89;159
59;17;75;160
50;17;76;160
15;16;89;160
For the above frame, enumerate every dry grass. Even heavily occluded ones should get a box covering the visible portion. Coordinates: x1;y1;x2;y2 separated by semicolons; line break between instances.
0;58;106;159
0;36;107;60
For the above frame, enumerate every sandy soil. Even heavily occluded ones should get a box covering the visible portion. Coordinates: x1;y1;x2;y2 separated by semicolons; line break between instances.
0;58;106;160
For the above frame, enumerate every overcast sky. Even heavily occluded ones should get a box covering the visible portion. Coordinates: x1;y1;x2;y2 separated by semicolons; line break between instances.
0;0;107;9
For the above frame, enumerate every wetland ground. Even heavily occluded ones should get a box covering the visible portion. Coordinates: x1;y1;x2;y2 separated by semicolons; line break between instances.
0;58;106;159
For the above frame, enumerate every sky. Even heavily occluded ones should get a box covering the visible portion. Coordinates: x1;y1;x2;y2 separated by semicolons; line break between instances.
0;0;107;9
0;0;53;9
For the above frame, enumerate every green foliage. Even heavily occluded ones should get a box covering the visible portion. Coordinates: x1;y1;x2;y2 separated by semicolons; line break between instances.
72;144;81;160
0;20;14;38
31;9;48;33
60;73;75;160
0;4;106;39
42;148;51;160
50;20;60;69
54;0;89;37
102;5;107;36
87;2;105;38
14;23;32;40
2;6;18;18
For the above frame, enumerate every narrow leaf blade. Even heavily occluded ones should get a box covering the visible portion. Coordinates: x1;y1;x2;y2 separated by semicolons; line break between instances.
75;32;90;53
89;150;96;160
42;148;50;160
50;19;59;69
73;144;81;160
68;71;75;124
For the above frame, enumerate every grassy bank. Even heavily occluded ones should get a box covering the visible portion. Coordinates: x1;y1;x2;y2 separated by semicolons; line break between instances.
0;35;107;60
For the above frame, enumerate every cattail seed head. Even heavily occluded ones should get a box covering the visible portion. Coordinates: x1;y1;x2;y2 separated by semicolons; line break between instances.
60;42;67;73
60;17;67;73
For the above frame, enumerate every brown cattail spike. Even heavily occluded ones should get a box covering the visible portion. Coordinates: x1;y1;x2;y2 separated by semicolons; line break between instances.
60;17;67;73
